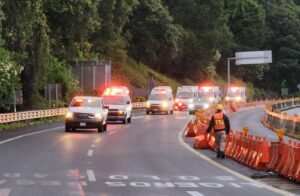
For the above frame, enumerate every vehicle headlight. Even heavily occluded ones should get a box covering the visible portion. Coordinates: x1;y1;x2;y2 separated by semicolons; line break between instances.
146;102;151;108
236;96;241;101
162;102;168;108
117;110;125;115
65;111;73;119
225;97;229;101
188;103;194;109
175;98;179;103
204;103;210;109
95;113;102;119
209;97;215;102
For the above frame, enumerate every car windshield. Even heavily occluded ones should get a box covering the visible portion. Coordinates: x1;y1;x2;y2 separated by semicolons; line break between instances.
149;94;170;100
103;96;125;105
199;89;214;98
227;90;241;97
70;98;101;108
176;92;194;99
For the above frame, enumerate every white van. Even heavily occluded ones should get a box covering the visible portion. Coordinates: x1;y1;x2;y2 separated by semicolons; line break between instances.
225;86;247;103
146;86;174;115
188;85;221;114
102;86;132;124
175;86;198;111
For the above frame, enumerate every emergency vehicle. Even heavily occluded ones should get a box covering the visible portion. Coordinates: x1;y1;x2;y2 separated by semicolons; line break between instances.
188;85;221;114
174;86;198;111
65;96;108;133
102;86;132;124
225;85;247;103
146;86;174;115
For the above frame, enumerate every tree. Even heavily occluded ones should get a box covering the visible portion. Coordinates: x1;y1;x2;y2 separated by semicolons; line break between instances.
0;39;23;98
126;0;181;72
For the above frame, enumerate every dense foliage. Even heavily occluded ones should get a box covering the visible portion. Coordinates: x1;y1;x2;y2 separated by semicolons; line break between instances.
0;0;299;108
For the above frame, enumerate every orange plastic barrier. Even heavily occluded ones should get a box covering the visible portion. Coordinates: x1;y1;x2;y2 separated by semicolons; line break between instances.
185;120;197;137
266;141;281;171
194;134;209;149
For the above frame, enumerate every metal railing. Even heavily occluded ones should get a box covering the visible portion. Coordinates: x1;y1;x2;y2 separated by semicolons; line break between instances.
0;102;147;124
262;98;300;138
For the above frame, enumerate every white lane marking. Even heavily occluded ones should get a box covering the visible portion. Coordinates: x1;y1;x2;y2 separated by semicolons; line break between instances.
132;116;144;119
91;145;95;148
0;188;11;196
178;123;293;196
87;170;96;182
87;150;93;157
94;138;101;143
108;131;116;135
0;126;64;145
186;191;205;196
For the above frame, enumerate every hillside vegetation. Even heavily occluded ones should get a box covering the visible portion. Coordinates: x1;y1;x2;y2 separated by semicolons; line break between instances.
0;0;299;109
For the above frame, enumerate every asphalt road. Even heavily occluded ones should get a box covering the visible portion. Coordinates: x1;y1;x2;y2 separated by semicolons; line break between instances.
286;107;300;116
229;106;299;142
0;110;294;196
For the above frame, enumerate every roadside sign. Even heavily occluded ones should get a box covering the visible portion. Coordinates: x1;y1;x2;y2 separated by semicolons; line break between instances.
235;51;272;65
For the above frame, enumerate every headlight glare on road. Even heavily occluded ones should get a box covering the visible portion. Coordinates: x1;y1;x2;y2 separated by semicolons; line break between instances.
66;111;73;119
95;113;102;119
189;99;193;103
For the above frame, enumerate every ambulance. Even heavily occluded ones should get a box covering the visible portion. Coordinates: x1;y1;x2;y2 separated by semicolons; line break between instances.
102;86;132;124
225;85;247;103
188;85;221;114
174;86;198;111
146;86;174;115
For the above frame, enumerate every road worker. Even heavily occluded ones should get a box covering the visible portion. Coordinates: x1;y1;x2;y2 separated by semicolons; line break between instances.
206;104;230;158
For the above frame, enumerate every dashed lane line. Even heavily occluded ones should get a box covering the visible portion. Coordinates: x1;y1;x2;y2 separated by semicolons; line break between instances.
178;120;293;196
0;126;64;145
87;150;93;157
0;188;11;196
87;170;96;182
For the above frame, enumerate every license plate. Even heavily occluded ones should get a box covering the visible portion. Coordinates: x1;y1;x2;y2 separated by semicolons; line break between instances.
80;122;86;127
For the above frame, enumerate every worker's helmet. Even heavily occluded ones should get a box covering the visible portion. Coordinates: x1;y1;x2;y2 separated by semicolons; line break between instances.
216;104;223;110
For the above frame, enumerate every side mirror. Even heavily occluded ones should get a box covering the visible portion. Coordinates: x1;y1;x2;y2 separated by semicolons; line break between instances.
104;106;109;109
126;101;130;105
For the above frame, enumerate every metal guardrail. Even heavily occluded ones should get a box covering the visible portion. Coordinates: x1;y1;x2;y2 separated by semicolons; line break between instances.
262;98;300;138
0;108;68;124
0;102;147;124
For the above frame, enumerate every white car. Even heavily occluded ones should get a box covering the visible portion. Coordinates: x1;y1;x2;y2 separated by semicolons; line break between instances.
65;96;108;133
146;89;174;115
102;87;133;124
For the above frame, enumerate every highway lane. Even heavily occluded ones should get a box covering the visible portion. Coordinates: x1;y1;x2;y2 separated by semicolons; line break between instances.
229;107;300;194
286;107;300;116
0;111;289;196
228;107;299;142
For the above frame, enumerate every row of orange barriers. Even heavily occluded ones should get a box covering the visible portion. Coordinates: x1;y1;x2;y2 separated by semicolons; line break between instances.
261;98;300;139
184;107;300;183
225;132;270;170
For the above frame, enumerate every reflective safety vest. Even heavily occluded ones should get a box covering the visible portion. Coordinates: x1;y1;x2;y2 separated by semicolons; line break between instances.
213;112;225;131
